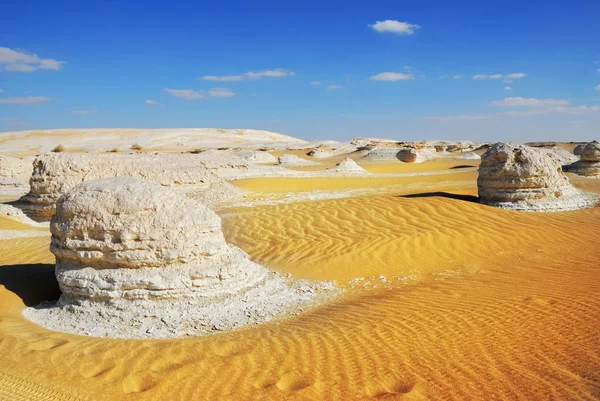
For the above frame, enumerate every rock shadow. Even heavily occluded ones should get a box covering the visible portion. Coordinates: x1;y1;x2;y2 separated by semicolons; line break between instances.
399;192;479;203
449;165;477;169
0;264;59;306
4;199;52;223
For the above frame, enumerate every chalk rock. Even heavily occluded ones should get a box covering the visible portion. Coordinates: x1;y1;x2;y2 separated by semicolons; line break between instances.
324;157;367;174
538;146;578;166
307;145;335;158
0;156;33;197
458;152;481;160
21;153;243;217
49;177;265;302
568;140;600;177
361;148;400;160
478;142;595;211
240;150;278;164
278;154;319;166
396;148;426;163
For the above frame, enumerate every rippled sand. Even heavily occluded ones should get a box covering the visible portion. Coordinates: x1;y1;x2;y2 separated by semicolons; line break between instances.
1;160;599;400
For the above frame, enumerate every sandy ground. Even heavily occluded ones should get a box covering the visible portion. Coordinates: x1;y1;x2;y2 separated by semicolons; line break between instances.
0;155;599;400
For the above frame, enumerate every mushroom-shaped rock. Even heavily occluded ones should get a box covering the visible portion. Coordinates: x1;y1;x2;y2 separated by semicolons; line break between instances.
397;148;425;163
573;144;586;156
278;154;319;166
568;140;600;177
477;142;596;211
324;157;366;174
24;177;335;338
20;153;243;218
50;177;267;302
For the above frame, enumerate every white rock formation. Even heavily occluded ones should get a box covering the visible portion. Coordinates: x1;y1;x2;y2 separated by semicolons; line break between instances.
23;177;336;338
239;150;278;164
477;142;596;211
361;148;400;161
307;145;335;158
568;140;600;177
0;156;33;197
396;148;426;163
457;152;481;160
20;153;243;217
538;146;578;166
324;157;367;175
278;154;319;166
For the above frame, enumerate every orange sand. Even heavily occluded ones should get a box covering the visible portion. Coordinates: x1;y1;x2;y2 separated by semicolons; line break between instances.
0;169;599;400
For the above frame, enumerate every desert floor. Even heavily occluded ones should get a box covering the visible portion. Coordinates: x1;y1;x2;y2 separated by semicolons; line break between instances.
0;156;599;400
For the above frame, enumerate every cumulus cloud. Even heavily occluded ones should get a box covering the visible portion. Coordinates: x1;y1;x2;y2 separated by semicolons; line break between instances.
369;20;420;35
208;88;235;97
369;72;415;81
490;97;569;107
326;85;343;90
0;47;65;72
0;96;51;104
72;109;98;115
165;88;206;100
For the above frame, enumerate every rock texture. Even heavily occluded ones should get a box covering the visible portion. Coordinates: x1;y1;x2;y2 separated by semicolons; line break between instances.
573;144;586;156
458;152;481;160
278;154;319;166
396;148;425;163
20;153;243;217
568;140;600;177
240;150;278;164
361;148;400;161
307;145;335;158
24;177;336;338
538;146;578;167
324;157;367;174
478;142;596;211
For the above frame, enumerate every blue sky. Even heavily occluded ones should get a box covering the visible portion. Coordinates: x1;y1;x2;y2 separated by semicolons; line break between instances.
1;0;599;142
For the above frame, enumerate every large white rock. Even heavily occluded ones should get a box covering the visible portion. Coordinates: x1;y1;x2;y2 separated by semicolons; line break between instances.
20;153;243;217
24;177;336;338
396;148;426;163
239;150;278;164
0;155;33;197
568;140;600;177
361;148;400;161
324;157;367;175
478;142;596;211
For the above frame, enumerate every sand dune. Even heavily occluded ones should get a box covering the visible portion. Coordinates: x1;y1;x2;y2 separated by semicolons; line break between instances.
0;158;599;400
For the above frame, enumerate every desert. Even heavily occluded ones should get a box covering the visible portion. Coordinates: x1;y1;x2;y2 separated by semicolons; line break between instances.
0;128;599;401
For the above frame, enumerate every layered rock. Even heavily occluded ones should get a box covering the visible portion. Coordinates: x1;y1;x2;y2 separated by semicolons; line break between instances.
458;152;481;160
361;148;400;161
324;157;367;174
478;142;596;211
396;148;426;163
568;140;600;177
24;177;335;338
0;156;33;197
20;153;243;217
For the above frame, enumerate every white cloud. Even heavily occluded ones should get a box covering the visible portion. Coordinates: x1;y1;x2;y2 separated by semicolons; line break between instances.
473;72;527;81
0;47;64;72
0;96;51;104
72;109;98;115
0;89;3;92
208;88;235;97
439;75;448;79
245;69;295;79
165;88;206;100
145;99;163;105
595;84;600;91
369;20;420;35
597;68;600;73
369;72;415;81
453;75;463;79
427;114;491;121
326;85;343;90
310;81;322;86
490;97;569;107
201;69;295;81
202;75;243;82
504;86;512;91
